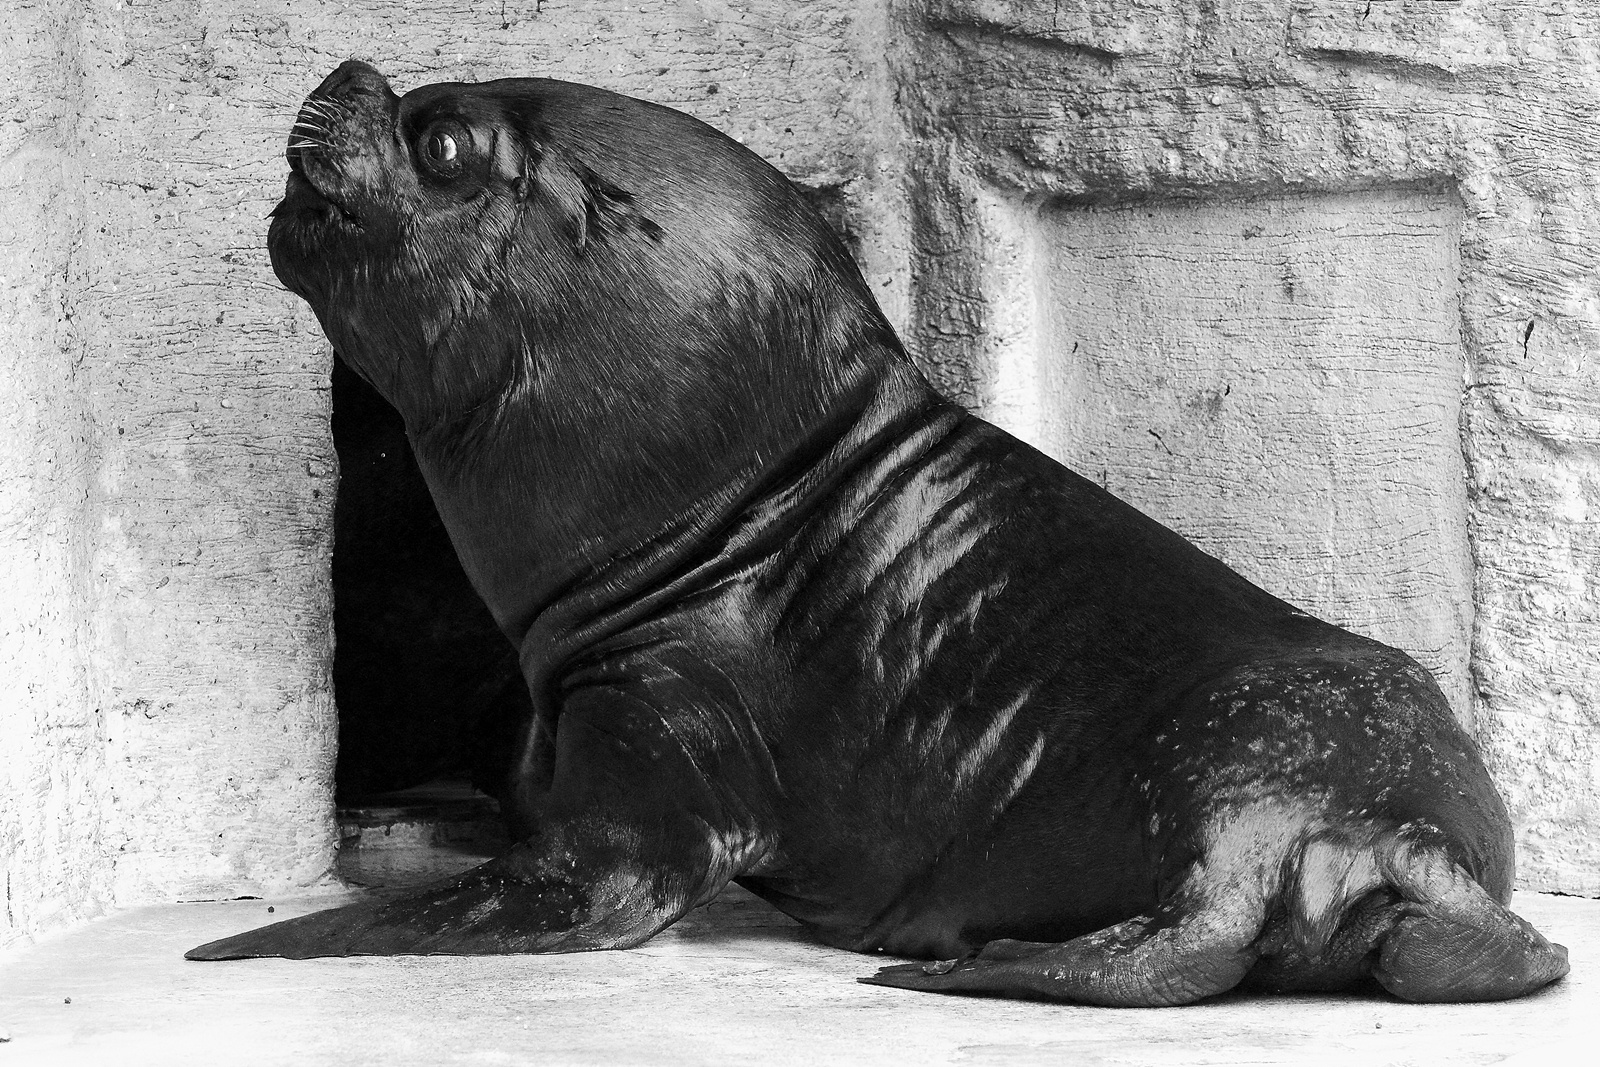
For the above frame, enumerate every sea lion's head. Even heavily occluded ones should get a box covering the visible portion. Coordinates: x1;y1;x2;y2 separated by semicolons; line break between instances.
270;60;898;417
269;61;916;630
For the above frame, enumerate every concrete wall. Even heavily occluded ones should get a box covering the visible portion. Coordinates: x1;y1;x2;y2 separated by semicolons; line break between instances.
1;0;109;945
3;0;345;947
4;0;1599;949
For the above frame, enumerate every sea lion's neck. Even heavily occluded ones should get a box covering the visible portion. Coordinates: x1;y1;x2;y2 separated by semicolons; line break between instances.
406;346;938;650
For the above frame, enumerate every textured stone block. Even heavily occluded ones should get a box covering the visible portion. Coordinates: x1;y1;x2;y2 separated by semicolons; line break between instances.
1291;0;1513;74
927;0;1178;58
985;187;1472;718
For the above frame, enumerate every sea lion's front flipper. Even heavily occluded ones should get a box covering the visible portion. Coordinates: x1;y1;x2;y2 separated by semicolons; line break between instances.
188;686;764;960
185;837;667;959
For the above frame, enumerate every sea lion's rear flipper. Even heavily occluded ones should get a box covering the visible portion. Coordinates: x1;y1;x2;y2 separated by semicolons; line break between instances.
1367;839;1569;1002
188;688;762;960
864;828;1569;1006
864;809;1276;1006
862;902;1264;1008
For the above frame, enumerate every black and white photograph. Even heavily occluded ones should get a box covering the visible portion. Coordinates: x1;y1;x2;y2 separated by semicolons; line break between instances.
1;1;1595;1063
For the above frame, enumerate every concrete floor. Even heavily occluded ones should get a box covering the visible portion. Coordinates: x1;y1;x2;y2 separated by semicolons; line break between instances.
0;885;1595;1066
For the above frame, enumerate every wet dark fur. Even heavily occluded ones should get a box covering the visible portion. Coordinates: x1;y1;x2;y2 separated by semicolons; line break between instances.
188;61;1569;1005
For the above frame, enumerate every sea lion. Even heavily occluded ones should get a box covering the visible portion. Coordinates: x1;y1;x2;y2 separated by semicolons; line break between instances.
188;59;1569;1005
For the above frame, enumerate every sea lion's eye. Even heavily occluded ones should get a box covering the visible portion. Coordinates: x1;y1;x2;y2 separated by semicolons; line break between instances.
416;122;468;177
427;132;457;164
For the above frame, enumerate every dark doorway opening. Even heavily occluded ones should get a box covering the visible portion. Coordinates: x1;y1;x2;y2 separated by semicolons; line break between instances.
328;354;529;859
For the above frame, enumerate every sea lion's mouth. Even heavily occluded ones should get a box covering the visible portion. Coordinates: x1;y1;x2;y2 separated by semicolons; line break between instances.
272;165;362;228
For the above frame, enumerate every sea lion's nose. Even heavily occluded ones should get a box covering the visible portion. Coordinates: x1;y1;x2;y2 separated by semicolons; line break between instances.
314;59;398;106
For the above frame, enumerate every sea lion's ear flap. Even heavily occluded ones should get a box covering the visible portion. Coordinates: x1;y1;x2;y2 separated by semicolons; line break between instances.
534;151;661;251
488;129;532;200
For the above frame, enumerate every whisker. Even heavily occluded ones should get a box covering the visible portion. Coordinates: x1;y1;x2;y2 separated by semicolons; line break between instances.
302;97;349;117
233;102;300;116
260;90;311;110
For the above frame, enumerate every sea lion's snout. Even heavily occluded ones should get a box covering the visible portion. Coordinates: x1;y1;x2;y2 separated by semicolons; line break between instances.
311;59;396;105
298;58;398;139
277;60;402;229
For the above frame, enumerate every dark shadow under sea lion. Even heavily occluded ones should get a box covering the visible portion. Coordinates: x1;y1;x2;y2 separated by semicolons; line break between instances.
188;60;1569;1005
